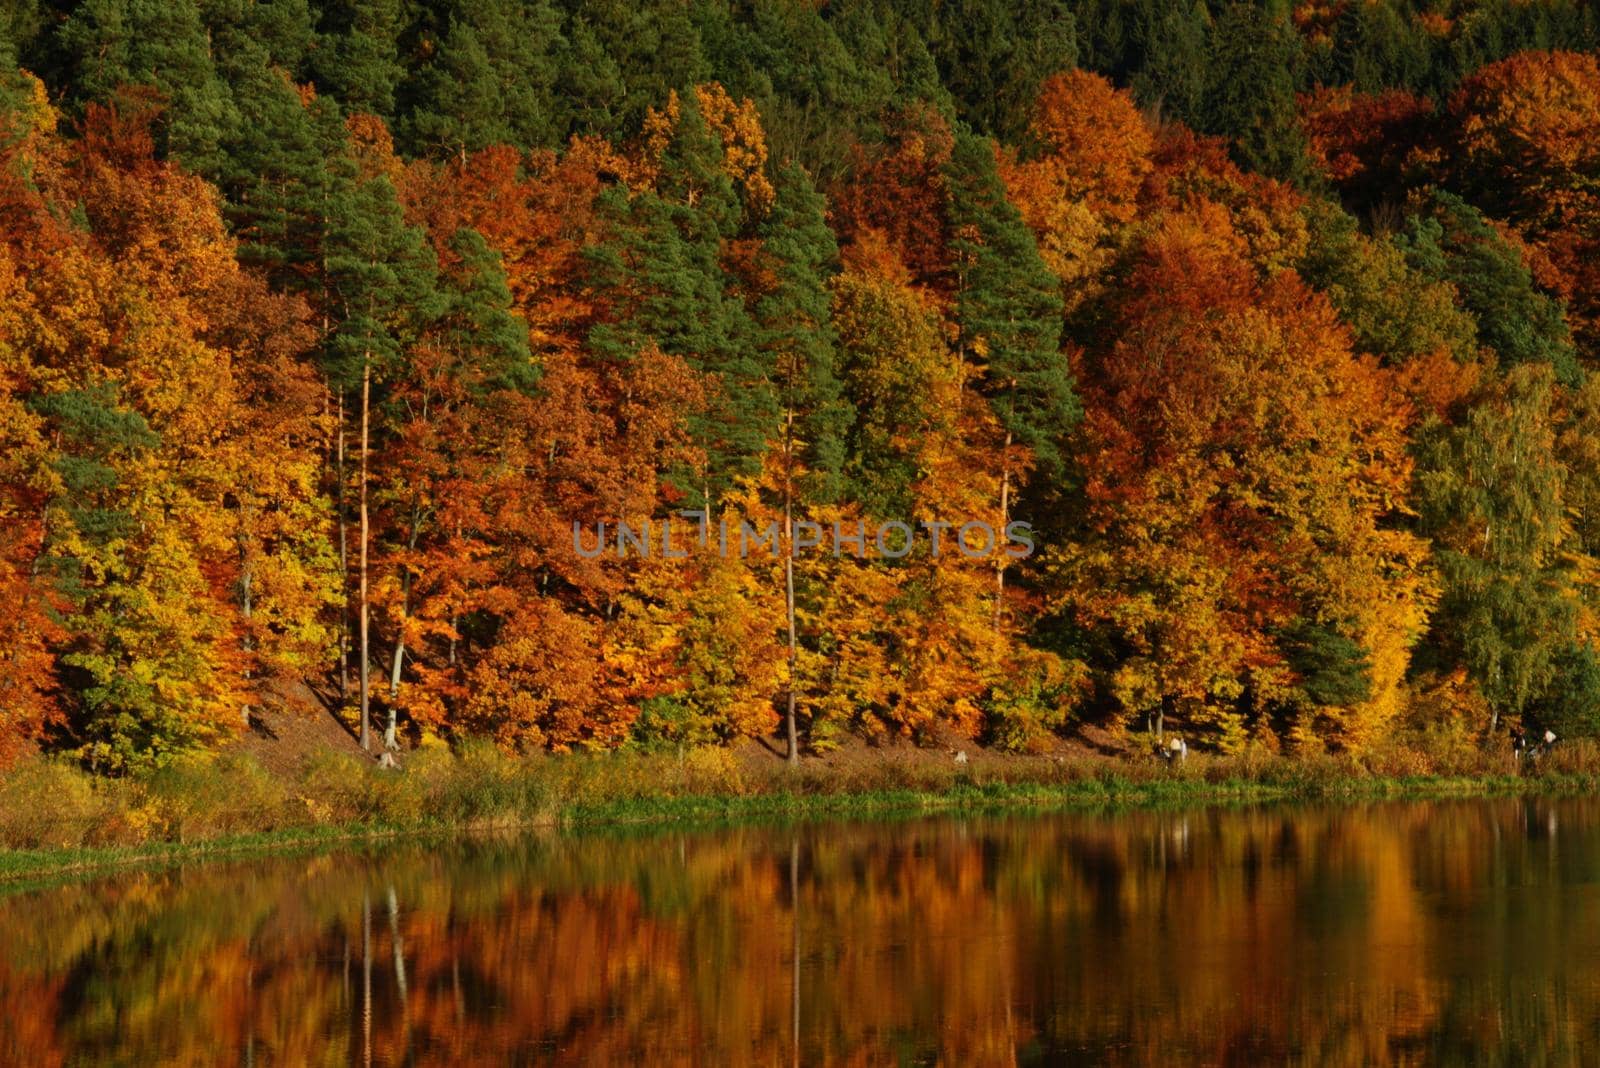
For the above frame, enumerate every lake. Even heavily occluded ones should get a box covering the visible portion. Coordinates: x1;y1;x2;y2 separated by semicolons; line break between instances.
3;797;1599;1065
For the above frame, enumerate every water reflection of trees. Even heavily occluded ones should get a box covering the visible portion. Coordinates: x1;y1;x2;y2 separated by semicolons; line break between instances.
3;799;1600;1066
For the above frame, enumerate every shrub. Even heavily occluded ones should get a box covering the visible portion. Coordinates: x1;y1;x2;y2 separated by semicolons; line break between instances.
983;651;1087;753
141;753;292;842
0;757;111;849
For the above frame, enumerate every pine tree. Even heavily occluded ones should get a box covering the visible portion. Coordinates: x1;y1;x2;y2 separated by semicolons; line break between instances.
324;165;444;750
312;0;406;118
52;0;237;171
212;67;343;292
397;0;564;159
1131;0;1209;124
558;0;709;139
1397;191;1581;387
554;17;627;141
912;0;1079;143
585;95;772;507
440;227;535;393
1200;4;1312;186
944;130;1077;631
697;0;889;188
756;163;851;760
758;164;850;502
1323;0;1431;94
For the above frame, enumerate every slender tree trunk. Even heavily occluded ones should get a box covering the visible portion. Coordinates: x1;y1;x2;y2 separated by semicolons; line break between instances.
385;568;410;751
337;391;350;702
784;410;800;765
994;429;1012;637
386;508;423;750
359;360;372;753
448;518;462;667
239;495;255;696
240;559;253;726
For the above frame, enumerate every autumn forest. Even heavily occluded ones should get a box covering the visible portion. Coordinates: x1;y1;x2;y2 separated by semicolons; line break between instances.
3;0;1600;775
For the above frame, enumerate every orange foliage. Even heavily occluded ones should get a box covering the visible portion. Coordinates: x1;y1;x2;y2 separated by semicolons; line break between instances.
1450;51;1600;342
693;83;776;216
999;71;1152;309
1299;85;1441;192
831;102;956;289
1063;201;1429;750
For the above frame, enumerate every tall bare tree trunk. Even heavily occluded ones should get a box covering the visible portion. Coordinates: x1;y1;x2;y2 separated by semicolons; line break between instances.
386;510;421;751
448;519;462;667
994;429;1012;637
240;560;253;726
359;360;372;753
784;410;799;764
337;391;350;702
385;569;409;751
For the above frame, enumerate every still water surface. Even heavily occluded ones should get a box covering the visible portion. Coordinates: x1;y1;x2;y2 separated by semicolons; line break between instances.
3;798;1600;1065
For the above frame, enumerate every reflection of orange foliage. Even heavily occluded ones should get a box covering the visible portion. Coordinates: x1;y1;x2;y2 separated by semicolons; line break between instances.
12;803;1600;1064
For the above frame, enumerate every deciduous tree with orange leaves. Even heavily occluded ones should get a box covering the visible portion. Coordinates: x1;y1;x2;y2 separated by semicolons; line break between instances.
1058;200;1429;752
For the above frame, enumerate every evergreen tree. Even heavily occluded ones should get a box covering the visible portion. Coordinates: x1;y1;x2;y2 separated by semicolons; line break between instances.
1071;0;1135;80
312;0;406;118
585;96;772;505
397;0;564;158
52;0;236;171
944;130;1078;632
911;0;1079;142
1397;191;1582;386
0;0;41;65
1322;0;1431;94
324;166;444;750
755;163;851;761
554;17;627;140
945;131;1078;483
554;0;709;139
440;227;535;394
698;0;889;187
1131;0;1209;126
211;63;344;293
1201;4;1312;186
757;164;851;503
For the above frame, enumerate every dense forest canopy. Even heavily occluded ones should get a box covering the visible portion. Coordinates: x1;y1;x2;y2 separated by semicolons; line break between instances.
4;0;1600;770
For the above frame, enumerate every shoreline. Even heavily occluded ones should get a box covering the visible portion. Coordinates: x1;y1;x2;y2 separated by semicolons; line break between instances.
3;760;1595;888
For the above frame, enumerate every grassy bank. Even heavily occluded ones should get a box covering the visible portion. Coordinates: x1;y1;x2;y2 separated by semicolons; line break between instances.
3;741;1599;884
